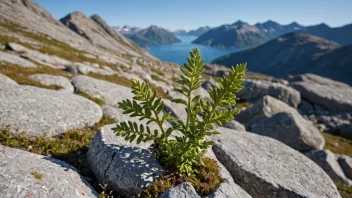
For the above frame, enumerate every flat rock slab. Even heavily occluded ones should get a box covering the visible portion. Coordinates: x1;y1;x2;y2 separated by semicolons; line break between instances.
29;74;74;92
305;150;352;186
204;150;252;198
238;79;301;108
159;182;200;198
211;127;341;198
338;155;352;180
0;77;102;137
0;51;37;67
0;145;98;198
222;120;246;131
290;73;352;112
251;112;325;151
87;124;163;197
0;73;18;86
67;63;116;76
72;75;133;106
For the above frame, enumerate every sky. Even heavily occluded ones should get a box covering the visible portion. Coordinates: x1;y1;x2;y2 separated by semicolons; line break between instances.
33;0;352;30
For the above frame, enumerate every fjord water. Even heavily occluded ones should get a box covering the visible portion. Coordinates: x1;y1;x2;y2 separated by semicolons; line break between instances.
148;36;242;65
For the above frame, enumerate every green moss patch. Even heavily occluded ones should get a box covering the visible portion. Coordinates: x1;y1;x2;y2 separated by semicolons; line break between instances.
141;157;223;197
337;184;352;198
322;132;352;157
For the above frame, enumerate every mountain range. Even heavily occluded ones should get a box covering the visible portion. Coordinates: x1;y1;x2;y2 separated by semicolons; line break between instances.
192;20;270;48
173;26;211;37
212;32;352;85
127;25;181;46
116;25;181;46
193;20;352;49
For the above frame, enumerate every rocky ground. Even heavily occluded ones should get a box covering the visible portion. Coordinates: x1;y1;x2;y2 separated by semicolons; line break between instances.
0;1;352;198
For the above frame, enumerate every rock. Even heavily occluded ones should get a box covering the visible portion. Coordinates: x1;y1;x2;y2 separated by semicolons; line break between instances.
0;80;102;137
0;73;18;86
6;43;70;69
304;150;352;185
29;74;74;92
211;127;341;198
201;80;219;91
250;112;325;151
341;125;352;139
0;51;37;67
338;155;352;180
290;73;352;112
238;79;301;108
314;114;351;133
236;95;296;127
159;182;200;198
87;124;163;197
163;99;187;123
66;63;116;75
204;150;252;198
71;75;133;106
203;64;229;77
0;145;98;198
298;99;314;115
222;120;246;131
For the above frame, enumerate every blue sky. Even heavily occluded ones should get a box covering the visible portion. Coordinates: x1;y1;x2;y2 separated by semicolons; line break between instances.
33;0;352;30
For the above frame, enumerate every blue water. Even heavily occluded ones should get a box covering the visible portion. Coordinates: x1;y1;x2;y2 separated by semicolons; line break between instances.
147;36;242;65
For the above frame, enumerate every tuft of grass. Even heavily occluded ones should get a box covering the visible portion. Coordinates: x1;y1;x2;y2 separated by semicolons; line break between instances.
141;158;223;197
77;91;106;106
0;61;67;90
32;171;43;180
322;132;352;157
337;184;352;198
151;68;164;76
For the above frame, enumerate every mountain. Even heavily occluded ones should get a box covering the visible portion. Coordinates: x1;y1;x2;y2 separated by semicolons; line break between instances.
307;45;352;84
115;25;142;36
173;26;211;37
192;20;270;48
127;25;181;45
255;20;303;39
297;23;352;46
212;32;344;80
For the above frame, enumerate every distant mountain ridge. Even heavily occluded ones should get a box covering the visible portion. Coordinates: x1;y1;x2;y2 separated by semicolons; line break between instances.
212;32;352;85
173;26;211;37
255;20;303;39
192;20;270;48
126;25;181;46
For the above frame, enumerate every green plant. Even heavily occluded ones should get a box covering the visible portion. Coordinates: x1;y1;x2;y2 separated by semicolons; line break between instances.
112;48;246;174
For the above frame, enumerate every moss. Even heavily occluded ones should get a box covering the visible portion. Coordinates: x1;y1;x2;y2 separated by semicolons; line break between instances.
337;184;352;198
32;171;43;180
322;132;352;157
236;102;252;110
141;158;223;197
0;61;67;90
77;91;106;106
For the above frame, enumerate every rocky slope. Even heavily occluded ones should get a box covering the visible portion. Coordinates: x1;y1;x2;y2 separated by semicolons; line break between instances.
192;20;270;48
127;25;181;46
212;32;346;82
255;20;303;39
297;23;352;46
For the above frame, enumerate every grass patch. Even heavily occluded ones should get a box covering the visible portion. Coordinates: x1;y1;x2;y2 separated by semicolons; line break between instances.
0;114;116;194
141;158;223;197
338;184;352;198
32;171;43;180
0;61;68;90
322;132;352;157
151;67;164;76
236;102;252;110
245;72;273;80
77;91;106;106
